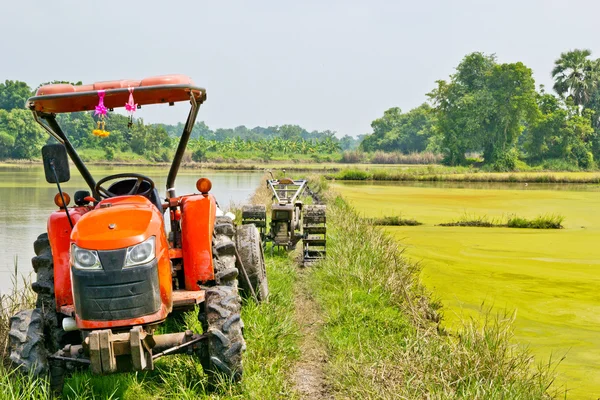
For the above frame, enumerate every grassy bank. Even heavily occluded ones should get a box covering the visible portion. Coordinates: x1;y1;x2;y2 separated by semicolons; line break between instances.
331;166;600;183
0;255;299;400
307;192;558;398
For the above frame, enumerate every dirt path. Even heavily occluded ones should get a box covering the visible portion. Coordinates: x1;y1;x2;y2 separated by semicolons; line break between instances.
292;269;332;399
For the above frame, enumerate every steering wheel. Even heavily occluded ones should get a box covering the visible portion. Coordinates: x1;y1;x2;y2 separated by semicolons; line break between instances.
95;173;155;199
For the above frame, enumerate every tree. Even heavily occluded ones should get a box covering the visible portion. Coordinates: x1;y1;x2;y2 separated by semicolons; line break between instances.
0;130;15;158
0;80;32;111
278;125;303;141
552;49;599;109
0;109;46;159
428;53;538;169
360;104;435;153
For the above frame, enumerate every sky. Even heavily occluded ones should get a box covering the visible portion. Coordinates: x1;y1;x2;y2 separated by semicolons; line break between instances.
2;0;600;137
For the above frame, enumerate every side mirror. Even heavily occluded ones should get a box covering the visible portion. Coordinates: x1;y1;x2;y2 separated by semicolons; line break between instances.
42;143;70;183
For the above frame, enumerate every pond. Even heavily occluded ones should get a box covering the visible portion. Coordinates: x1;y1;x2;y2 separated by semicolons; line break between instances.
0;165;264;294
335;181;600;399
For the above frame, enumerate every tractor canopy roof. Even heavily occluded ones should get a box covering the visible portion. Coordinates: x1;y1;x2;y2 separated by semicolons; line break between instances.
27;74;206;114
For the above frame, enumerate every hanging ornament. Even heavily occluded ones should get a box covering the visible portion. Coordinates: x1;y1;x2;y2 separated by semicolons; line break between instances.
92;90;110;137
125;87;137;128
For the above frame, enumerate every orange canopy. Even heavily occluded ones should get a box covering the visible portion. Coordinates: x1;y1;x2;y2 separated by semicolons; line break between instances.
28;74;206;114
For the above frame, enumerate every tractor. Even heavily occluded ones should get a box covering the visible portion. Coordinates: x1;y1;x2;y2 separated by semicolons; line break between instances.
241;176;326;265
8;75;268;394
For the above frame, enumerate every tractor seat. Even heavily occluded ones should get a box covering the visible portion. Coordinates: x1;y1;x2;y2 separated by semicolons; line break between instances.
107;179;164;212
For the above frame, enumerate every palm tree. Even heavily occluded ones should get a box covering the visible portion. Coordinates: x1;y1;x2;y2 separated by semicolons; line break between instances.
552;49;599;109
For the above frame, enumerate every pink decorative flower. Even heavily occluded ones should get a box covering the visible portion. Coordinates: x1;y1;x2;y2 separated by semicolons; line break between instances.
94;90;107;116
125;87;137;115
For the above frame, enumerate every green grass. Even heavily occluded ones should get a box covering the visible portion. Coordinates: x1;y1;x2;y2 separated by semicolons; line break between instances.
439;213;565;229
369;215;423;226
335;181;600;397
507;214;565;229
307;195;557;398
0;255;299;400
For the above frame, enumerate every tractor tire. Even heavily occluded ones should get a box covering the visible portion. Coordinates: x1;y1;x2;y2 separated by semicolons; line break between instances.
213;217;239;287
17;233;75;395
200;285;245;384
235;225;269;301
214;216;236;239
8;308;48;376
31;233;64;351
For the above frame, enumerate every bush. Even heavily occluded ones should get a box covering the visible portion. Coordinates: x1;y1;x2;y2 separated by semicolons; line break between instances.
540;158;580;172
489;149;519;172
104;147;115;161
191;148;206;162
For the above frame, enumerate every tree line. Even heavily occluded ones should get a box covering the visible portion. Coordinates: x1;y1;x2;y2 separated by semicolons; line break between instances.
0;80;360;161
360;49;600;170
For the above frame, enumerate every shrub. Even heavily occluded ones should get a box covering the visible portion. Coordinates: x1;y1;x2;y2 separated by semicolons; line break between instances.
191;148;206;162
334;169;372;180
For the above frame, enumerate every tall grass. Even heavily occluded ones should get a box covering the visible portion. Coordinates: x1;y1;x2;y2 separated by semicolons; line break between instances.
370;151;443;165
369;215;423;226
439;213;565;229
507;214;565;229
307;194;560;398
1;258;35;362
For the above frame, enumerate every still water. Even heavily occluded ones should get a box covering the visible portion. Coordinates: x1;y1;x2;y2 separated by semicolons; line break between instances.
0;165;263;294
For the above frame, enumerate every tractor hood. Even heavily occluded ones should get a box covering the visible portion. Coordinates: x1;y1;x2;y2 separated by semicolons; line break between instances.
71;196;164;250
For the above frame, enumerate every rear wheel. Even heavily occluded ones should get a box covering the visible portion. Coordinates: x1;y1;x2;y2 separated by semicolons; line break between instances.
236;225;269;301
202;285;245;384
199;217;246;384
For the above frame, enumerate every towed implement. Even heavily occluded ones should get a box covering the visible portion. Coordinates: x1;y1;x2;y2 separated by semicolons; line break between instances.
9;75;268;394
241;177;326;265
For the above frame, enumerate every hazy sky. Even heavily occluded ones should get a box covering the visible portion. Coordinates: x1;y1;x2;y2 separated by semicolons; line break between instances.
2;0;600;137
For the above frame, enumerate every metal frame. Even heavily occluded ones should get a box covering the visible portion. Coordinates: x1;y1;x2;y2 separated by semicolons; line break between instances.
266;179;308;205
29;91;203;201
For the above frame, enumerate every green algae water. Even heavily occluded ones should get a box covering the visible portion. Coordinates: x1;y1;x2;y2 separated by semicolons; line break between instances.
0;165;263;294
336;181;600;399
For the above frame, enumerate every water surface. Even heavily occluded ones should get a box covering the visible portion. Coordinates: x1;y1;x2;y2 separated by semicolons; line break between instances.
0;165;263;293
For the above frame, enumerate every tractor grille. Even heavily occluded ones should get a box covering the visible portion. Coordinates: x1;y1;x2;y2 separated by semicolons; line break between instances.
71;249;161;321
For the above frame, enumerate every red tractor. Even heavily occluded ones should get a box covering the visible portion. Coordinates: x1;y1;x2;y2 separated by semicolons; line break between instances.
8;75;268;393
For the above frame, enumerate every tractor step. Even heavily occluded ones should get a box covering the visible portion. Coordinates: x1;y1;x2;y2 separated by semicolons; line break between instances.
303;225;326;234
242;204;267;237
302;205;326;265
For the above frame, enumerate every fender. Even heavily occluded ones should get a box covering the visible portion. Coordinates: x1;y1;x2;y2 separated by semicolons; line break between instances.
180;194;216;289
47;206;90;311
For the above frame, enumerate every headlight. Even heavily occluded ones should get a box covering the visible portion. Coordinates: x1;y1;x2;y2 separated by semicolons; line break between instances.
71;245;101;270
125;236;156;267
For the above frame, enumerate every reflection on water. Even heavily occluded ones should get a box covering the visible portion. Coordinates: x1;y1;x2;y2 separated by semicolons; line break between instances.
0;165;263;294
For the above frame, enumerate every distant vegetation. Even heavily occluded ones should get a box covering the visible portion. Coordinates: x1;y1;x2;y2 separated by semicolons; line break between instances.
361;49;600;171
3;48;600;171
0;80;362;163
